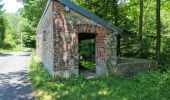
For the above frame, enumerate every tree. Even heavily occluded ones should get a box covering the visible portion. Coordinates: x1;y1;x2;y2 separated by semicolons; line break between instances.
4;13;27;48
139;0;143;56
156;0;161;65
0;0;5;43
19;0;47;47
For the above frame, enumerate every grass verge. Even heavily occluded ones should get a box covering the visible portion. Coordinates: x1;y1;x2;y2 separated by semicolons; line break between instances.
29;54;170;100
0;47;34;54
0;49;14;54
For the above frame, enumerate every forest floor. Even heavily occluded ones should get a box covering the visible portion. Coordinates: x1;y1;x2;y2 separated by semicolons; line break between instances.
0;52;34;100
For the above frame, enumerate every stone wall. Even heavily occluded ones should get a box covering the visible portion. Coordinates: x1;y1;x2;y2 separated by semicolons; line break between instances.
52;1;117;78
105;32;117;74
110;58;157;77
36;2;54;77
36;0;117;78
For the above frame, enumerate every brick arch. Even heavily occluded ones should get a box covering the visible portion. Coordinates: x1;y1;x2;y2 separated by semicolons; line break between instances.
75;24;98;34
74;24;111;34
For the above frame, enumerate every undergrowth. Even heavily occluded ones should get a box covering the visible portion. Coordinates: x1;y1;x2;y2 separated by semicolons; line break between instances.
29;54;170;100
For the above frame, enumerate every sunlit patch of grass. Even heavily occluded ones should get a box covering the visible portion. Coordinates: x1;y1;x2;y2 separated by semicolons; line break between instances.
35;90;53;100
0;49;13;54
0;47;34;54
98;88;110;96
80;61;96;71
29;53;170;100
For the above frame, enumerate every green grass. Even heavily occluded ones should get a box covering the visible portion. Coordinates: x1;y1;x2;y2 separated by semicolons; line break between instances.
0;49;13;54
80;61;96;72
29;54;170;100
0;47;34;54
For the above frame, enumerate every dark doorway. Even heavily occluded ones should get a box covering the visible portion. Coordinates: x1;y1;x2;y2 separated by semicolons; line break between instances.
78;33;96;78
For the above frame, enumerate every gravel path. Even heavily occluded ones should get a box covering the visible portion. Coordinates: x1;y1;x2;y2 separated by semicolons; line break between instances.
0;52;34;100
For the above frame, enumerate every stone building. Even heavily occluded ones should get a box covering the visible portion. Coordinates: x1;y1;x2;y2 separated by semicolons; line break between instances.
36;0;121;78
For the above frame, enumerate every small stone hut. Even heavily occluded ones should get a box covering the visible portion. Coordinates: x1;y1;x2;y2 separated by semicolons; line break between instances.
36;0;121;78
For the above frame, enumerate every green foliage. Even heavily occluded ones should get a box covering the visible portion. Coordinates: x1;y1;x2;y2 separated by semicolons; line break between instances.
29;54;170;100
19;0;47;48
118;0;156;59
133;69;170;99
0;47;33;54
29;53;52;87
0;49;13;54
0;1;6;44
80;61;96;72
20;0;47;26
160;37;170;67
1;13;30;49
79;39;95;56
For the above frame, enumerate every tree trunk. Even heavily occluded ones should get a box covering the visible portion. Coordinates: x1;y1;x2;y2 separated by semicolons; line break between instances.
156;0;161;65
117;34;121;55
139;0;143;55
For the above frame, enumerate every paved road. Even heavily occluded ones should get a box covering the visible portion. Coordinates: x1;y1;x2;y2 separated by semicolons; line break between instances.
0;52;34;100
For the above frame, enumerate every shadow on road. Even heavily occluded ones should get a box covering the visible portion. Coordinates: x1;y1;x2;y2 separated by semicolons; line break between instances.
0;54;13;57
0;52;31;57
0;70;34;100
17;53;31;57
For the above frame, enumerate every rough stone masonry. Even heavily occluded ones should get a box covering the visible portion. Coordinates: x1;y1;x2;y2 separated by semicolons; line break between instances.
36;0;120;78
